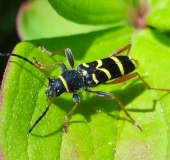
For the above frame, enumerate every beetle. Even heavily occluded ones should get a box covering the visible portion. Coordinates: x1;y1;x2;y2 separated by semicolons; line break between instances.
1;44;169;133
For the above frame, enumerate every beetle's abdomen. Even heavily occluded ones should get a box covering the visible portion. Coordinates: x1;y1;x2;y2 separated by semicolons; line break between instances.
77;56;138;87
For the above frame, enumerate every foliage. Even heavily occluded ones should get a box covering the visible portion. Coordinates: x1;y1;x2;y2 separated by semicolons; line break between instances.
1;0;170;159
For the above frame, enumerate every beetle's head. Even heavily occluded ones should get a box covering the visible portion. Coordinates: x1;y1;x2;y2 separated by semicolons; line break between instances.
46;77;65;98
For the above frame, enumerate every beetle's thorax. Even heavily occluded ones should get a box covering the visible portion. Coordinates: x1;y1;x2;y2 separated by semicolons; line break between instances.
46;70;84;98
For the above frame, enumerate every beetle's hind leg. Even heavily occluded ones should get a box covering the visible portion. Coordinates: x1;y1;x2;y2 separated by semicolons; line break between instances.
107;72;170;92
108;44;132;57
85;89;142;131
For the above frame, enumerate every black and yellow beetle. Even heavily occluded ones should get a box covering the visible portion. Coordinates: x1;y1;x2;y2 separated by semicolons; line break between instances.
1;44;169;133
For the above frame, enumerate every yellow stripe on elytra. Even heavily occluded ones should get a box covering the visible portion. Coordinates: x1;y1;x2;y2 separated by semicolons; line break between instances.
129;56;139;68
131;60;138;68
110;57;124;75
96;60;111;79
82;63;89;68
59;75;69;92
92;73;99;84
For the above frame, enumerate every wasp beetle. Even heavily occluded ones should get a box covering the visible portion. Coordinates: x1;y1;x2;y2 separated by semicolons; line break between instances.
1;44;169;133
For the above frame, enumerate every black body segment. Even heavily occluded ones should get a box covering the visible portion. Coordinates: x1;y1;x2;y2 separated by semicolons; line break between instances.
60;70;84;93
46;70;84;99
77;56;138;87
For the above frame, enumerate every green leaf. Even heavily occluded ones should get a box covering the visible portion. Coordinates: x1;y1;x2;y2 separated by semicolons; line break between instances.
115;28;170;159
147;0;170;29
2;0;170;159
1;26;170;159
0;27;133;159
48;0;125;25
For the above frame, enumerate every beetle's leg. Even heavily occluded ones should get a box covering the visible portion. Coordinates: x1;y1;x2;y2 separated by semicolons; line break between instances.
108;44;132;57
33;58;67;73
106;72;170;92
65;48;74;69
39;45;74;69
39;45;65;57
63;93;80;133
85;89;142;131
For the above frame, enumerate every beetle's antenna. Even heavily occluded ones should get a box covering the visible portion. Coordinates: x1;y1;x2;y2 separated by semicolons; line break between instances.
29;96;56;133
0;53;49;77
